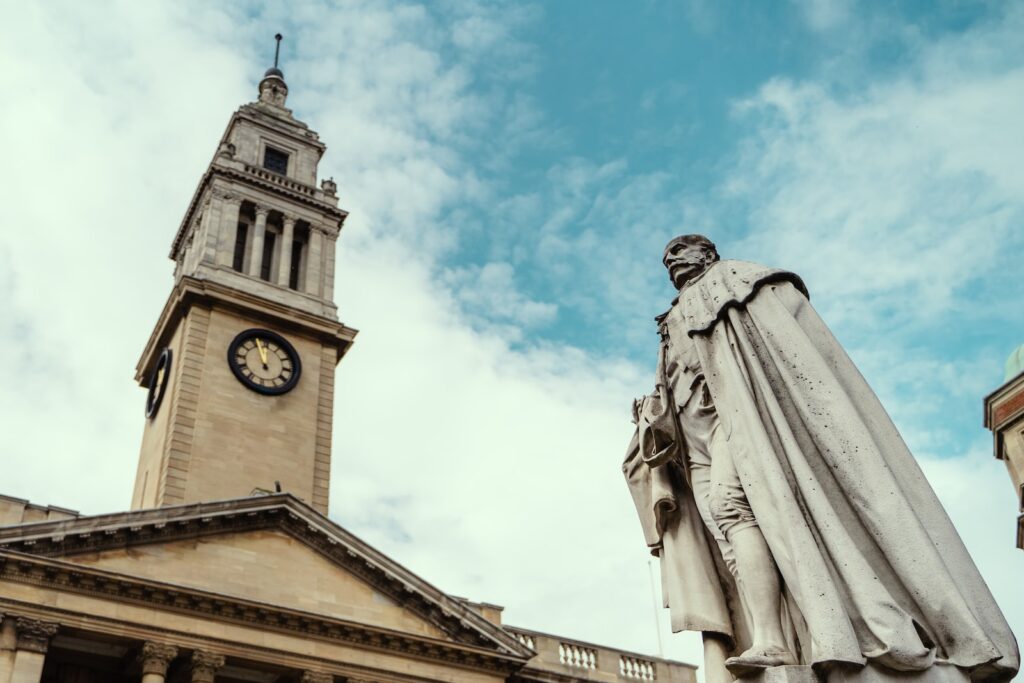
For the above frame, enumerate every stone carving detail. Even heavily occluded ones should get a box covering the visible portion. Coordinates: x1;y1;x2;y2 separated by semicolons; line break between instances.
0;504;521;672
625;234;1019;682
190;650;225;683
140;642;179;676
259;79;288;107
14;617;59;653
217;141;236;159
254;206;270;218
321;177;338;196
300;672;334;683
211;188;237;202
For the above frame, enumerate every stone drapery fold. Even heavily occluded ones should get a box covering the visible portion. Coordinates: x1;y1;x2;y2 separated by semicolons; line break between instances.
626;260;1018;681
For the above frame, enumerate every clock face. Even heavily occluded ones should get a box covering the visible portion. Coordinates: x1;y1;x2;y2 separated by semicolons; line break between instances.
145;347;173;418
228;328;301;395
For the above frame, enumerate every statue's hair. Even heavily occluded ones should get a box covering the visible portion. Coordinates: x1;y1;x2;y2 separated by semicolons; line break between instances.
663;234;719;262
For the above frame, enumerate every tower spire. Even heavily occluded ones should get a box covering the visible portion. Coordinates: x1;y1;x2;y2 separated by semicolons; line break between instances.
258;33;288;107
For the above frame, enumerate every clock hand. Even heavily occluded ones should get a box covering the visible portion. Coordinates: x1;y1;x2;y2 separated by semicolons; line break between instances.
255;338;269;368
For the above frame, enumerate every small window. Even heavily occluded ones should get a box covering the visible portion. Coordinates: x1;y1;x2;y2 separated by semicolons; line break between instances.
263;146;289;175
260;232;277;281
232;223;249;272
289;238;304;290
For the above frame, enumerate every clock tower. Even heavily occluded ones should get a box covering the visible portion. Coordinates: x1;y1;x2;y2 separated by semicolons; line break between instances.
131;53;356;516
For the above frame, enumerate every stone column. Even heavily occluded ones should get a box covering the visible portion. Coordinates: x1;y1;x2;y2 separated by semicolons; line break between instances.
322;232;337;301
139;642;178;683
305;226;324;296
0;615;12;683
300;672;333;683
247;207;269;278
215;195;242;268
277;216;296;286
10;617;58;683
190;651;224;683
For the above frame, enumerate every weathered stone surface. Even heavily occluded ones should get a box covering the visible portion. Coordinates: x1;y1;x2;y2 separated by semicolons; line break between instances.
13;618;58;654
626;234;1018;681
140;641;178;676
828;663;970;683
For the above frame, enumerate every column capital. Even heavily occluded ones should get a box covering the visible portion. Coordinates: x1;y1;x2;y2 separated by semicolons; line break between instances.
140;642;179;676
282;215;297;226
254;206;270;218
300;672;334;683
14;617;58;654
190;650;225;683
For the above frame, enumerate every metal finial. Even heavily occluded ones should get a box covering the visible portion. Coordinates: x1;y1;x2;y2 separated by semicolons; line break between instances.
273;33;283;69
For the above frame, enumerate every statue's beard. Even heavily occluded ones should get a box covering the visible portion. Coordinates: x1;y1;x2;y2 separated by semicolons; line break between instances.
668;258;709;288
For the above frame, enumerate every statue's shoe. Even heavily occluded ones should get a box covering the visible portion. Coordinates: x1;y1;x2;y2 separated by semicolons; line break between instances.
725;649;797;677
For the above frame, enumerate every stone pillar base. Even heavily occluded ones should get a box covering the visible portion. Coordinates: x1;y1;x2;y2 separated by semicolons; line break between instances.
740;663;970;683
828;663;969;683
745;665;821;683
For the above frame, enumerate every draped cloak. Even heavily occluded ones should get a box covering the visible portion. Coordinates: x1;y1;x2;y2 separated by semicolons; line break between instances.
623;260;1018;681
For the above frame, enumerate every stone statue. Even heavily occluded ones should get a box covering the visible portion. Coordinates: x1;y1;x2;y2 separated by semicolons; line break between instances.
624;235;1018;683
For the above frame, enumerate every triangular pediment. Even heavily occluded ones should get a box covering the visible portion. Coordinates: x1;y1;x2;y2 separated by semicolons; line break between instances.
0;494;529;659
69;526;451;640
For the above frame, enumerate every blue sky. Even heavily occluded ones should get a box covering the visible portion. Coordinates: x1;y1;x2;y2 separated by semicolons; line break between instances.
2;0;1022;673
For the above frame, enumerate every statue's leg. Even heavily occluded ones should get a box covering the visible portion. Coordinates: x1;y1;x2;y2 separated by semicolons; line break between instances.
708;439;794;671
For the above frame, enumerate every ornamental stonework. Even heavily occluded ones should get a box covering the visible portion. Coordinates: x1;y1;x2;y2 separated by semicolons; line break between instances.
14;617;59;653
140;642;179;676
190;650;225;683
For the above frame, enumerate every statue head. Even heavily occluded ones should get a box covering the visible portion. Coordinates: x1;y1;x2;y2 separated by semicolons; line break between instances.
663;234;719;289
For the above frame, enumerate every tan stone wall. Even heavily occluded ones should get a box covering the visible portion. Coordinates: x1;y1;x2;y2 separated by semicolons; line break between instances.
183;306;329;510
132;302;334;514
0;497;77;527
68;529;447;639
132;318;188;510
227;119;319;186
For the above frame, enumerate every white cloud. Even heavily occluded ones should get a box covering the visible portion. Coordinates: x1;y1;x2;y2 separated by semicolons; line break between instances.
727;23;1024;337
0;0;697;667
0;1;1021;678
790;0;852;32
445;261;558;332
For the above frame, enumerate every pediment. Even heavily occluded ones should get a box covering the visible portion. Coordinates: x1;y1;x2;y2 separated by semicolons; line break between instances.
68;527;450;640
0;494;529;659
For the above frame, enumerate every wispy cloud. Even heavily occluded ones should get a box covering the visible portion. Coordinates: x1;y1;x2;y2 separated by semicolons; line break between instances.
1;1;1021;676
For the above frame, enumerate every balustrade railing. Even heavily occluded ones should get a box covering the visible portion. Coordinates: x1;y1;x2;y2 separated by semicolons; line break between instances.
243;164;316;197
559;642;597;669
620;655;656;680
514;632;535;650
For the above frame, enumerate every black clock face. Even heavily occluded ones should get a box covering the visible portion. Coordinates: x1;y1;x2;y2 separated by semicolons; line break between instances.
146;348;173;418
228;328;301;395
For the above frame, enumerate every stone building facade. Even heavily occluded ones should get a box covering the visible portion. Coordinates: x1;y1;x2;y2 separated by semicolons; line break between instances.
984;344;1024;548
0;64;697;683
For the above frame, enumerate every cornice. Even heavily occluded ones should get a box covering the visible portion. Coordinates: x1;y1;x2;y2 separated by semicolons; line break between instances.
0;596;517;683
135;275;357;382
0;551;524;674
984;371;1024;430
0;495;530;662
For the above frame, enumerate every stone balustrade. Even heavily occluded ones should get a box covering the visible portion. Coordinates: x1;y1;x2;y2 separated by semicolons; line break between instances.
561;642;598;669
244;163;317;197
620;654;657;680
505;626;696;683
